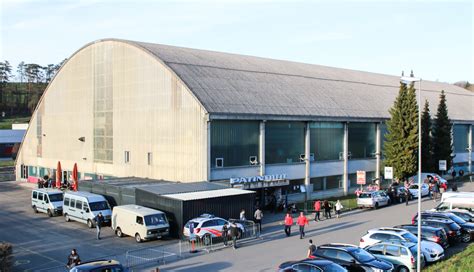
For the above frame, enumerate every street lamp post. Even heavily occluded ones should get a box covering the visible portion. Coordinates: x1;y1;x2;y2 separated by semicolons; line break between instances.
401;75;422;271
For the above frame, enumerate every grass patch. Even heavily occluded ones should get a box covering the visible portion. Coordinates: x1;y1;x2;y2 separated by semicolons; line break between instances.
424;243;474;272
0;115;30;129
0;160;15;167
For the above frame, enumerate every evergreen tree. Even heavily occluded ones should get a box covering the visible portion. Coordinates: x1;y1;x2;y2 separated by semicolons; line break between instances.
383;78;419;180
421;100;434;172
432;90;453;173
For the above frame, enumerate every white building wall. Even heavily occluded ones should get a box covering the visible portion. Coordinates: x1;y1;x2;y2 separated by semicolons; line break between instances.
16;41;208;182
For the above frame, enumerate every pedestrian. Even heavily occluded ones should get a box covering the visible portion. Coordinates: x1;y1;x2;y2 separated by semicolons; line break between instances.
432;180;440;201
284;213;293;237
94;212;104;240
230;223;239;249
66;248;81;269
240;209;246;221
297;212;309;239
428;182;433;200
459;169;464;179
314;200;321;221
335;200;343;218
254;207;263;234
325;201;332;219
440;182;447;197
451;169;457;182
404;181;410;206
222;223;229;246
307;239;316;258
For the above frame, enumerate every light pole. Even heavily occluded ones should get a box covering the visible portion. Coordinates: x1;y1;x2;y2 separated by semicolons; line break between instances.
401;74;422;271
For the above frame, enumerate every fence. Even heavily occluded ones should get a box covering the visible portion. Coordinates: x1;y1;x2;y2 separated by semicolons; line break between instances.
125;246;177;268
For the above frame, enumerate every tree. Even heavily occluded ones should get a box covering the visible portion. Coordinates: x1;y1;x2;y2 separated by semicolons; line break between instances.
421;100;434;172
383;76;419;180
43;64;56;83
432;90;453;173
17;61;26;83
0;60;12;105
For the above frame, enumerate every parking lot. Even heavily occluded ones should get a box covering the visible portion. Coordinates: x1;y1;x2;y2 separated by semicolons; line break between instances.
1;180;473;271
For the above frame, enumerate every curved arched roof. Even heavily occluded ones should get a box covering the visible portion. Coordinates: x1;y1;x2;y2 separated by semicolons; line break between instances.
106;39;473;122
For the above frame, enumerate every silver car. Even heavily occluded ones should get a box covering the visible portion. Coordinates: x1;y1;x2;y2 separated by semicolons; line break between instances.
357;191;391;209
365;242;424;272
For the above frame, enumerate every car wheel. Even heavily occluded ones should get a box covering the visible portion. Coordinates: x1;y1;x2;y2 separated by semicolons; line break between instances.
47;209;53;217
33;206;38;213
135;233;142;243
116;227;123;237
461;233;471;243
374;202;379;209
398;265;409;272
203;234;211;246
87;219;94;228
65;213;70;222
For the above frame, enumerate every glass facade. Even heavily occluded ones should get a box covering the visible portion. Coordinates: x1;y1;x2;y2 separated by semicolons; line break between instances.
310;122;344;161
453;124;469;152
326;175;343;189
265;121;305;164
211;120;259;168
380;123;388;158
349;171;376;188
311;177;324;191
348;123;376;159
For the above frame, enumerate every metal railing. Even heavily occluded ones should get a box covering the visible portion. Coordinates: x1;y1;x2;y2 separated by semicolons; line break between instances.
125;246;176;268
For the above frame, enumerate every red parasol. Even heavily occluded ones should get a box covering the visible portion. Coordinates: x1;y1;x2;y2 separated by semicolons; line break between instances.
72;163;78;191
56;161;62;188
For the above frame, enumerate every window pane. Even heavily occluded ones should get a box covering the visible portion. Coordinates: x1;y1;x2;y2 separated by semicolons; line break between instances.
326;175;343;189
348;123;376;159
453;124;469;152
266;121;305;164
211;120;259;167
311;177;324;191
310;122;344;161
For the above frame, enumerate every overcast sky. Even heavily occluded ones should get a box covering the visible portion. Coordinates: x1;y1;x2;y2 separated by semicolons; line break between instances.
1;0;472;83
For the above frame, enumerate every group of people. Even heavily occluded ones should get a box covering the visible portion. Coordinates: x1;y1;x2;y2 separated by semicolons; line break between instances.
312;199;344;221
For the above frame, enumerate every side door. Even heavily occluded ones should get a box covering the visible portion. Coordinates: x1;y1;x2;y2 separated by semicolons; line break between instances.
82;202;90;222
68;198;77;218
75;200;84;221
334;250;361;272
366;244;385;261
32;191;39;207
200;220;215;237
384;245;402;267
37;192;45;211
135;215;145;237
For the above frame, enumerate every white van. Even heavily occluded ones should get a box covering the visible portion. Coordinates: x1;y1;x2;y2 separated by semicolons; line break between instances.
440;192;474;202
63;192;112;228
433;196;474;213
112;205;169;243
31;189;63;217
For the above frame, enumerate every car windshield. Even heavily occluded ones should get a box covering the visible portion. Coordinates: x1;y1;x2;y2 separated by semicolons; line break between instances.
454;213;471;221
447;214;466;224
48;193;63;202
402;233;418;243
324;263;348;272
359;193;372;198
89;201;109;211
351;248;376;262
144;214;167;226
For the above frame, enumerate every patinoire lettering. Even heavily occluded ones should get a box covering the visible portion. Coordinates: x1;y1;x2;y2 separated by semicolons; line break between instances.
230;174;287;184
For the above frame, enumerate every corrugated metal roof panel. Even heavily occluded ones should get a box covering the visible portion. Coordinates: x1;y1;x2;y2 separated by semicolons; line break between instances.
137;182;228;195
162;188;255;201
0;130;25;143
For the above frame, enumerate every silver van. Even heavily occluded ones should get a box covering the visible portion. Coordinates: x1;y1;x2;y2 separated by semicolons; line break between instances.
63;192;112;228
31;189;64;217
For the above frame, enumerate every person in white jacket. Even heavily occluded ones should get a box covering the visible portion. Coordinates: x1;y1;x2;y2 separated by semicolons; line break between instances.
335;200;343;218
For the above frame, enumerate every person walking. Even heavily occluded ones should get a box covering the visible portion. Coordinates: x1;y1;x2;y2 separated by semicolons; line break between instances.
297;212;309;239
66;249;81;269
432;179;440;201
307;239;316;258
451;169;457;182
222;223;229;246
404;180;410;206
230;223;239;249
313;200;321;222
94;212;104;240
240;209;246;221
335;200;343;219
284;213;293;237
324;200;332;219
254;207;263;234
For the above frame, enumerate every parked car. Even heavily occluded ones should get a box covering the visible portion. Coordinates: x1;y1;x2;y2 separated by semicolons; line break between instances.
394;224;449;249
359;227;444;263
364;241;424;272
416;218;462;245
440;192;474;202
407;183;429;198
278;258;348;272
63;192;112;228
357;191;391;209
311;243;393;272
413;212;474;243
31;189;63;217
448;209;474;222
409;173;447;185
434;196;474;212
183;214;245;245
112;205;169;243
69;259;126;272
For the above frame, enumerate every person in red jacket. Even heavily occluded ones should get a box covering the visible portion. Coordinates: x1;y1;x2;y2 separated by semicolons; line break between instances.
284;213;293;237
313;200;321;222
297;212;309;239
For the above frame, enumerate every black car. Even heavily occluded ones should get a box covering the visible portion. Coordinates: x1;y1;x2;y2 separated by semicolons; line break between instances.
278;258;348;272
414;212;474;243
415;218;462;245
386;185;412;203
311;243;393;272
69;259;126;272
449;210;474;223
394;224;449;248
